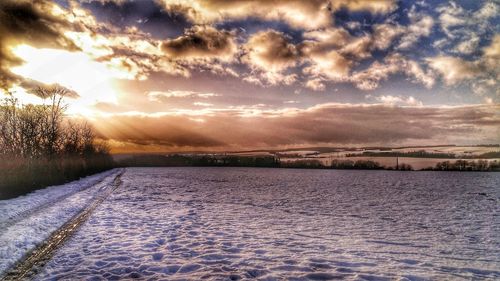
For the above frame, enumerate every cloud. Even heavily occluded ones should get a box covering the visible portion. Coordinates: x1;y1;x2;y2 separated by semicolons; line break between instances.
65;27;186;79
147;90;219;102
95;113;227;150
0;0;182;93
242;30;300;72
303;50;352;82
193;101;213;107
237;20;435;89
351;53;434;90
161;25;237;62
303;28;353;49
367;95;423;107
475;1;499;19
0;0;80;91
371;23;405;50
1;1;241;93
426;34;499;97
302;27;374;59
397;8;434;49
330;0;398;14
454;34;480;54
305;78;325;91
340;35;373;60
437;1;465;38
300;27;375;83
484;34;500;56
299;21;436;89
350;61;397;91
436;1;498;54
93;103;500;152
436;1;497;37
2;0;497;113
243;72;297;87
158;0;333;30
476;35;500;96
426;56;481;85
158;0;398;31
241;30;301;86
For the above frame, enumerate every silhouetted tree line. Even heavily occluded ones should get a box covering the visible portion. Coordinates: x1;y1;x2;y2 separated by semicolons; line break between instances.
428;160;500;171
331;159;385;169
0;87;114;199
118;154;281;168
393;163;414;171
119;155;397;170
279;159;391;169
279;159;324;168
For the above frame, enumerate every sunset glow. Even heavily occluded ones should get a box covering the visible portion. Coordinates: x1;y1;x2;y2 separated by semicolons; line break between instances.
0;0;498;152
10;45;119;116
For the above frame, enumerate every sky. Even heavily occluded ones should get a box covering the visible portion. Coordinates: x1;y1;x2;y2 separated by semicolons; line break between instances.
0;0;499;153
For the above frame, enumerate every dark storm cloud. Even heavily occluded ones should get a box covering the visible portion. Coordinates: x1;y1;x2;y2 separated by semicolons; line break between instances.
161;26;237;61
0;0;79;91
93;104;500;152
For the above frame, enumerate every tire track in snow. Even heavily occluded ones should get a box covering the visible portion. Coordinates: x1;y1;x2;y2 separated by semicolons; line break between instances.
0;169;119;233
0;169;124;281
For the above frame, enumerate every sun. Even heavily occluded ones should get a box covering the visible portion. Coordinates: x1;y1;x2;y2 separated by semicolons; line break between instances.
9;44;119;116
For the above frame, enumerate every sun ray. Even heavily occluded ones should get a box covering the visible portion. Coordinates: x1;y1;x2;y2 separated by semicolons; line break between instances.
9;45;119;116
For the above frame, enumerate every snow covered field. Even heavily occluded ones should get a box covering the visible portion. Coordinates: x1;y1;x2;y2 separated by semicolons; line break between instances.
2;167;500;280
0;169;123;275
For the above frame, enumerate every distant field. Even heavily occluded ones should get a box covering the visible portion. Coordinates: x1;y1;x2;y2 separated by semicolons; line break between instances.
111;146;500;170
280;157;500;170
268;146;500;170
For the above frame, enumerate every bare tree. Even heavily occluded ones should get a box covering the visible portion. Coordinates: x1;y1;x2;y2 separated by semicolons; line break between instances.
1;86;108;159
1;86;114;199
34;86;69;157
0;94;20;157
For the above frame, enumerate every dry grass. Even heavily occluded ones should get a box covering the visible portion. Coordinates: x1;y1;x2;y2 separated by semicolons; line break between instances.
0;155;114;200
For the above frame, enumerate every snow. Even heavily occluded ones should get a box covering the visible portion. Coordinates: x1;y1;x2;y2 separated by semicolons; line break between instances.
0;169;122;274
0;169;117;225
28;167;500;280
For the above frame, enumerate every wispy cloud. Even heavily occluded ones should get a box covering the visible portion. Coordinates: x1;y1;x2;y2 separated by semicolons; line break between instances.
147;90;220;102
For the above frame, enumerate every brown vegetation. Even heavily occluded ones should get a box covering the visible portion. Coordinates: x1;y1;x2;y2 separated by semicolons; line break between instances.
0;87;114;199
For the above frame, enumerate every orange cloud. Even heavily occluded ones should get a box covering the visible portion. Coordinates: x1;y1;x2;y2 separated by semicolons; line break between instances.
92;103;500;153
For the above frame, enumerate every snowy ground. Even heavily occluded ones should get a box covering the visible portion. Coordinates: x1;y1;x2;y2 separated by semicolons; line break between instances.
0;169;123;275
7;167;495;280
